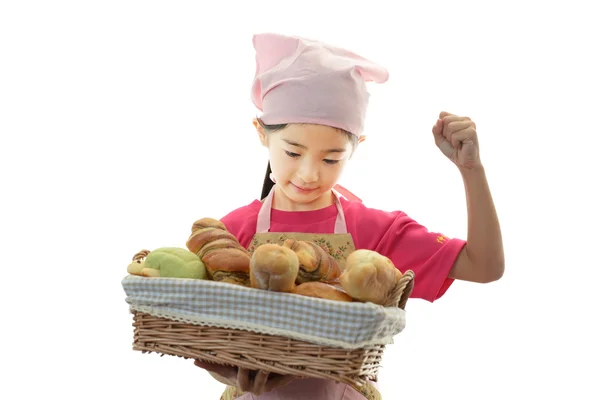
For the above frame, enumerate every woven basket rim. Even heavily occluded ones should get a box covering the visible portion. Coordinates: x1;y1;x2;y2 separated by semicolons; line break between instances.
122;269;415;310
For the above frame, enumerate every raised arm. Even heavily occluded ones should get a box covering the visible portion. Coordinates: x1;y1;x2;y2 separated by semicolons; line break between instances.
432;112;505;283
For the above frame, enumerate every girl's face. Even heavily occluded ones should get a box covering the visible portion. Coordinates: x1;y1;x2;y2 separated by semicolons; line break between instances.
256;121;355;211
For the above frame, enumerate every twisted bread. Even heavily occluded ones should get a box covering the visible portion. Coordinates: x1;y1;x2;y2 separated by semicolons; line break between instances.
191;217;227;232
282;239;341;284
186;217;250;285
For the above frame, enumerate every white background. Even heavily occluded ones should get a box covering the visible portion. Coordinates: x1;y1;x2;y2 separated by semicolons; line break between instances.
1;0;599;399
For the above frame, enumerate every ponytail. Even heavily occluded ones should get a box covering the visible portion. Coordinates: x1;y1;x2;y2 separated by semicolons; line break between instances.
261;161;274;200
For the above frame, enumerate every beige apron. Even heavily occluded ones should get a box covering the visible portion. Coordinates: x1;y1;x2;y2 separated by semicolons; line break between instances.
221;187;382;400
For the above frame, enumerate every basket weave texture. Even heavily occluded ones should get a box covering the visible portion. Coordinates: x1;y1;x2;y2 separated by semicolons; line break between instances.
128;270;414;387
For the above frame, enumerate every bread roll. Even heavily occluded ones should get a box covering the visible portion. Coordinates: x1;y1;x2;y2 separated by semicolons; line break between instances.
144;247;207;279
186;228;240;255
282;239;341;284
185;217;251;285
191;217;227;232
292;281;353;302
250;244;299;292
202;247;252;285
339;249;403;305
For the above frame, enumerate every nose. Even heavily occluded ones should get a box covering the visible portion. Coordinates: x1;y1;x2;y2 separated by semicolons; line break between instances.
297;160;319;184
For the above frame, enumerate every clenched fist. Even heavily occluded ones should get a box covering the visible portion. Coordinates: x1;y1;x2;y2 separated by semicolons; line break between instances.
432;111;481;170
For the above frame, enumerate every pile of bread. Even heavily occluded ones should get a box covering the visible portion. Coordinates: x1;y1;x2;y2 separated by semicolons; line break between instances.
128;217;404;306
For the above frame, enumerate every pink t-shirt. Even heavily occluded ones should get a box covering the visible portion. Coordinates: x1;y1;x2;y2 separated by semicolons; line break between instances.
221;198;466;302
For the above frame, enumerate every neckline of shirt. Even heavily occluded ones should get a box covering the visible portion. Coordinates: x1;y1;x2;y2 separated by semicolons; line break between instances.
250;200;339;225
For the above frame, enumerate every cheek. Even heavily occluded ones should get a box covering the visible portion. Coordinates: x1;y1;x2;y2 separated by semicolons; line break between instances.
268;149;291;176
326;165;345;181
316;162;344;184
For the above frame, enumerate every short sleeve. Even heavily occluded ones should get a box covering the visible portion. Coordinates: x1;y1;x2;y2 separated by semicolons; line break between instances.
378;213;466;302
219;202;260;249
345;202;466;302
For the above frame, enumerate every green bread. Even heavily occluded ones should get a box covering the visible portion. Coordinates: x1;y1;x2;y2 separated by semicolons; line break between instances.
145;247;207;279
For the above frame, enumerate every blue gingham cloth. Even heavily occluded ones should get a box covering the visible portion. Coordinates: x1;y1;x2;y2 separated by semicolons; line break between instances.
122;275;406;349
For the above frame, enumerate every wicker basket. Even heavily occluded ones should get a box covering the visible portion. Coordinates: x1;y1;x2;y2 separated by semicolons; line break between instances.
129;270;414;387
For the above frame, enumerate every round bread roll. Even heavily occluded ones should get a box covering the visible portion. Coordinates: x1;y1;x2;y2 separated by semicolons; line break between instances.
282;239;341;284
144;247;207;279
292;281;353;302
250;244;299;292
340;249;403;305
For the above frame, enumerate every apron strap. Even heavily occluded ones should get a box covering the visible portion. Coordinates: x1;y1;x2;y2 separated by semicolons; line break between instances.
333;184;362;203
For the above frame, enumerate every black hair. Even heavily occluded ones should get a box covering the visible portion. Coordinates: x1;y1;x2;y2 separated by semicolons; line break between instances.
258;118;358;200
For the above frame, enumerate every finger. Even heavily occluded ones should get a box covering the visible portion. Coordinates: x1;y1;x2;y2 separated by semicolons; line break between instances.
194;359;213;369
265;373;298;391
444;120;473;138
432;119;446;147
196;361;240;383
432;119;443;137
441;115;465;128
442;115;474;130
253;370;270;394
449;128;476;149
207;371;237;387
194;360;225;373
441;111;471;121
441;117;466;138
237;368;251;392
194;360;238;381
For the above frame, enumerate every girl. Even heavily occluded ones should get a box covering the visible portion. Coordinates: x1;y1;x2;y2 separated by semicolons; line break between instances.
194;32;504;399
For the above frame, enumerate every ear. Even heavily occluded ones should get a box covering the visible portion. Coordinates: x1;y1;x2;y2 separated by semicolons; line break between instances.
349;135;366;159
253;118;268;147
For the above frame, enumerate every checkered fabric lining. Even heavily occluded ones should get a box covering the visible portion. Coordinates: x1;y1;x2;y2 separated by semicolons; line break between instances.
122;275;406;349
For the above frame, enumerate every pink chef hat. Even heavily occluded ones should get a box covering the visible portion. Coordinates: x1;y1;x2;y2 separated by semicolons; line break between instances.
251;33;389;136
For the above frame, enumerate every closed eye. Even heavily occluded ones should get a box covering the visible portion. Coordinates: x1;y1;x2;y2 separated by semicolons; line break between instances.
285;150;300;158
286;150;340;165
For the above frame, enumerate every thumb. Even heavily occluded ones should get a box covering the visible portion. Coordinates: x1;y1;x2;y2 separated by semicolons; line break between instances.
265;373;298;392
194;360;238;381
432;119;444;142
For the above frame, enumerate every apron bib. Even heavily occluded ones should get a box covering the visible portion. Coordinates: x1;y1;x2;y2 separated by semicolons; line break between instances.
222;187;382;400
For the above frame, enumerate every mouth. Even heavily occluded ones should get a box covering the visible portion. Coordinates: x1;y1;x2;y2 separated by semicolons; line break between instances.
291;183;319;193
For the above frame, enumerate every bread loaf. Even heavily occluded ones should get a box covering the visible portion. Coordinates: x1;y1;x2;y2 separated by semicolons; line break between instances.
282;239;341;284
191;217;227;233
339;249;402;305
186;218;235;254
292;281;353;302
186;217;251;285
249;244;299;292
